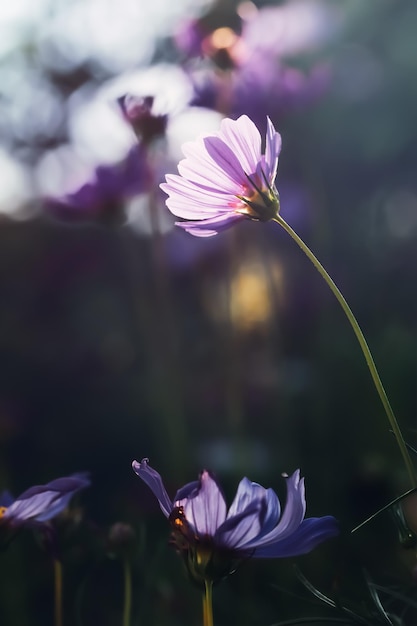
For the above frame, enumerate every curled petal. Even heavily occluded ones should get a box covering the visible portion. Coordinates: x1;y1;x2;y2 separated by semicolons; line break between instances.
265;116;282;182
132;459;172;518
227;478;280;536
244;470;306;549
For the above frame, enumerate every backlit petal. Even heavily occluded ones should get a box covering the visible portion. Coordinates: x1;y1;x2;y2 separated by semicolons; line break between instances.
265;116;281;183
182;471;227;535
252;516;339;558
132;458;172;518
175;213;245;237
244;470;306;548
216;500;262;549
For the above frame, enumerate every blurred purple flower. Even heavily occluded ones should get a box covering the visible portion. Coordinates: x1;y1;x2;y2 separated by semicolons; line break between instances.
177;4;335;124
190;57;330;130
0;473;90;530
118;94;168;144
132;458;338;584
46;145;151;224
160;115;281;237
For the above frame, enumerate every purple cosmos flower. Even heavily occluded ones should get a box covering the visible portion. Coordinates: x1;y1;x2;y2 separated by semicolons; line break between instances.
160;115;281;237
132;458;338;584
46;145;151;224
118;94;168;144
0;473;90;530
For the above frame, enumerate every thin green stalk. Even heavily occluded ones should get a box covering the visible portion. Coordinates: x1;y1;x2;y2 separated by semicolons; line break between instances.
123;558;132;626
202;579;214;626
273;215;417;489
54;559;63;626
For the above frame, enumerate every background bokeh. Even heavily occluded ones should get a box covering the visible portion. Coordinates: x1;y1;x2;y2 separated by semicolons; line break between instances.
0;0;416;624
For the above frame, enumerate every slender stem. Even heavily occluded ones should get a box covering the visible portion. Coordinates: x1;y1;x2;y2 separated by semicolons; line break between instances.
273;215;417;488
202;579;214;626
123;558;132;626
54;559;63;626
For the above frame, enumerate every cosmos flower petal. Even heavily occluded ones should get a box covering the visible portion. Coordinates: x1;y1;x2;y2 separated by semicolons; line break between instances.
265;116;282;182
2;474;90;525
5;491;61;521
175;213;245;237
216;500;262;549
244;471;306;548
182;471;227;535
202;136;247;185
218;115;262;176
258;488;281;537
166;198;230;220
252;516;339;558
226;478;280;532
180;142;242;193
132;459;172;518
162;175;236;205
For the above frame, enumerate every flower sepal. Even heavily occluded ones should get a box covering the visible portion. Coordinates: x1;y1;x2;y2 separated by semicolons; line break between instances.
236;183;280;223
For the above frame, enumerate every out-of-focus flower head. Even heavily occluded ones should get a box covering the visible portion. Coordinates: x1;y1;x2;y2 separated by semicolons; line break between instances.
0;473;90;535
46;144;152;224
160;114;281;237
118;95;168;145
175;1;339;124
132;458;338;585
107;522;137;560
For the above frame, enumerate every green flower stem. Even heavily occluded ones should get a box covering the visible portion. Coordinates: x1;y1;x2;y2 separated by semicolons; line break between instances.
273;215;417;489
203;579;214;626
123;558;132;626
54;559;63;626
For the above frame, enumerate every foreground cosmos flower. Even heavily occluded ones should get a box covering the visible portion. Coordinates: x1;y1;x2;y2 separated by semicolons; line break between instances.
0;473;90;531
133;458;338;585
160;115;281;237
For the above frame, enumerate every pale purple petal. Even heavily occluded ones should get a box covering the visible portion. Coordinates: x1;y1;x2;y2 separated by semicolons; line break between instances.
182;471;227;535
166;198;230;220
161;175;236;206
251;487;282;539
203;137;247;185
227;477;262;518
35;475;90;521
216;500;262;549
5;491;60;521
244;470;306;549
252;516;339;558
218;115;262;176
179;142;243;194
265;116;282;183
132;458;172;518
175;213;245;237
4;475;89;524
227;478;281;529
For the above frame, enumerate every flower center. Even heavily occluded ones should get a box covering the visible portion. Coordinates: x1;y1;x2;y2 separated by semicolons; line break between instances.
236;172;280;222
0;506;8;519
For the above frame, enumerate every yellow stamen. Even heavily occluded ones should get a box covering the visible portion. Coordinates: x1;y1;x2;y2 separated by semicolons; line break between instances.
0;506;8;518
